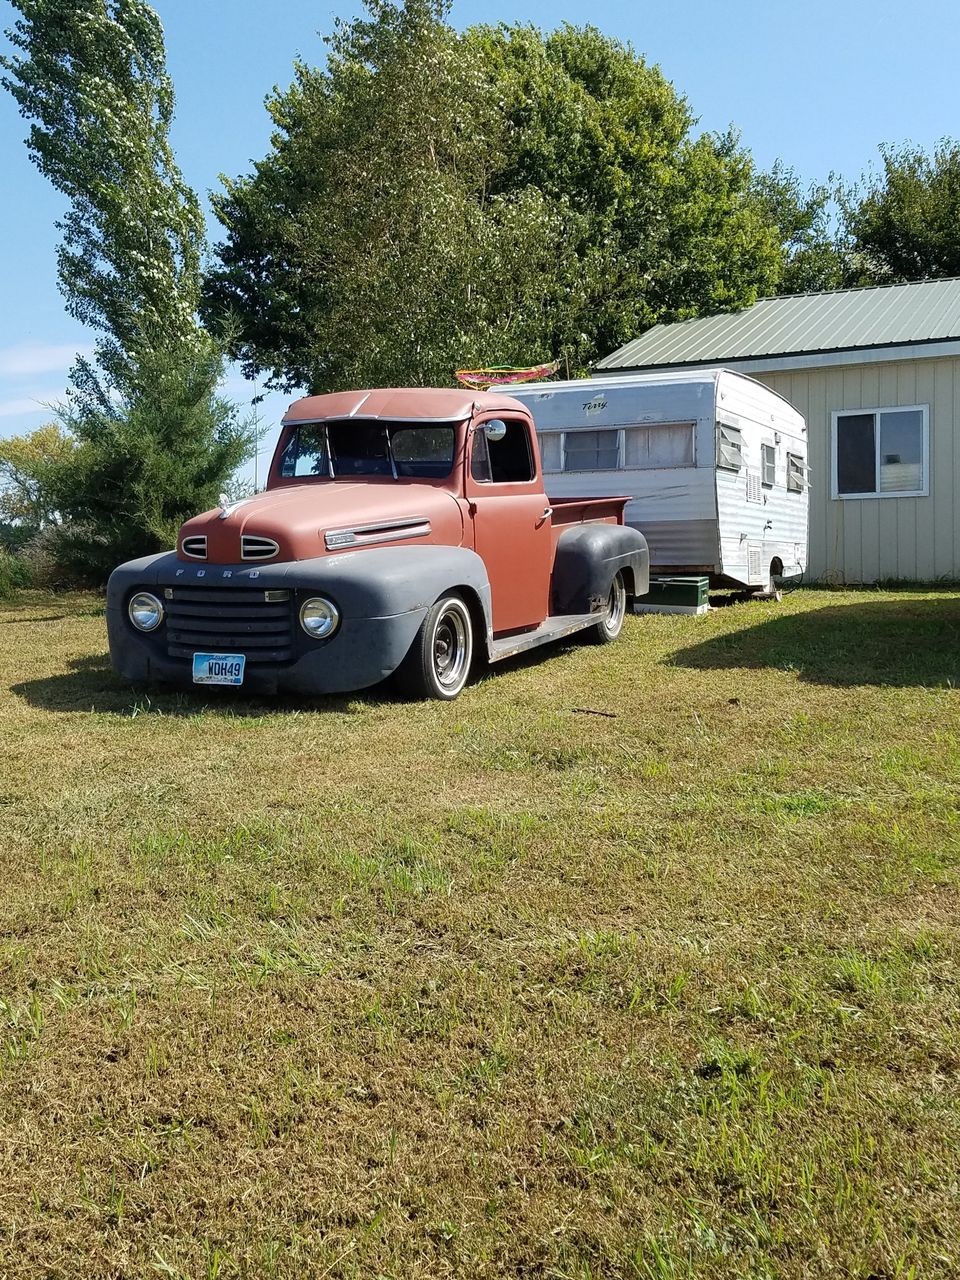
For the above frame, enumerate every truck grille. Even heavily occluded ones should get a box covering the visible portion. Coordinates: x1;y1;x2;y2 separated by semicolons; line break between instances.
163;586;294;663
241;535;280;561
181;536;207;559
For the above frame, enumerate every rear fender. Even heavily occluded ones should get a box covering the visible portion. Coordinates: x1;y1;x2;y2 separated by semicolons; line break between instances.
551;524;650;614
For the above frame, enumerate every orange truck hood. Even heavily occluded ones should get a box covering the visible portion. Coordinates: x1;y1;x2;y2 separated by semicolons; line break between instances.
178;482;465;564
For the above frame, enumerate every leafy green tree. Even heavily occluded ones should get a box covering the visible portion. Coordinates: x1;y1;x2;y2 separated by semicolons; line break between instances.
205;0;560;390
0;422;75;548
843;140;960;284
47;339;252;581
204;3;802;392
2;0;251;578
748;162;845;295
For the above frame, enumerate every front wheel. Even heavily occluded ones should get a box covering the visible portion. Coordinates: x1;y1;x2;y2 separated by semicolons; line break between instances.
586;571;628;644
395;594;474;700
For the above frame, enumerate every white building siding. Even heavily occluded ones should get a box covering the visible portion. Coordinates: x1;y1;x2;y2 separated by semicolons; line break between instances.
758;356;960;583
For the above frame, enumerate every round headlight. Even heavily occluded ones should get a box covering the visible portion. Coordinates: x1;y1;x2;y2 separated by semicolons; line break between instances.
300;596;340;639
128;591;164;632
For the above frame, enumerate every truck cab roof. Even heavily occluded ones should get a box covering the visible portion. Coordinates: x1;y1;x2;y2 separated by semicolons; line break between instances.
283;387;531;425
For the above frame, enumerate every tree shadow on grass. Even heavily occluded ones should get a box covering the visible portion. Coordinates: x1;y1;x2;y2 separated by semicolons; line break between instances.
670;594;960;688
9;654;390;716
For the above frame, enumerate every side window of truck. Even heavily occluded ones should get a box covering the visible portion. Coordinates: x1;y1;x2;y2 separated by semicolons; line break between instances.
472;421;534;484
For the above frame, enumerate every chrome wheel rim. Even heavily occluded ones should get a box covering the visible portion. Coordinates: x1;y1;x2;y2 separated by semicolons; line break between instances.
604;574;626;635
433;606;469;690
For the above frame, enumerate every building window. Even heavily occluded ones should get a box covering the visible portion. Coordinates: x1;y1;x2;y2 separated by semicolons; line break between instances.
563;428;620;472
716;423;743;471
786;452;805;493
832;406;928;498
624;422;695;469
761;443;776;487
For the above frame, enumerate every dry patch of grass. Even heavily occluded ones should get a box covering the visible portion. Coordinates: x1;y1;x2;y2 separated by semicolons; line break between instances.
1;587;959;1278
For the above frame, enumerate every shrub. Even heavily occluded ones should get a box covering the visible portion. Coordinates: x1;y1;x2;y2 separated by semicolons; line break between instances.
0;550;32;599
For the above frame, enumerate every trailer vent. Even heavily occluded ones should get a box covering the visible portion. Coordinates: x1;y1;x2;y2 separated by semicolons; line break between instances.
748;544;764;582
181;536;207;559
164;585;294;664
241;534;280;561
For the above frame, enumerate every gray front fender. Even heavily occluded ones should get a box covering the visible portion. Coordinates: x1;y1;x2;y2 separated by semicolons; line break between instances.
106;545;495;693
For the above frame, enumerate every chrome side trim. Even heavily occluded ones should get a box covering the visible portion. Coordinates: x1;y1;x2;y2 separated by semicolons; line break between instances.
324;516;432;551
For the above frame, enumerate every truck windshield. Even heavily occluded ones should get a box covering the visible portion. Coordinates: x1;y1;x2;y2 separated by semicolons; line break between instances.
279;421;457;479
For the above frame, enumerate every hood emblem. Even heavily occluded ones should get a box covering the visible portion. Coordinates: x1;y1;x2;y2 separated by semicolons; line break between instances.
218;495;254;520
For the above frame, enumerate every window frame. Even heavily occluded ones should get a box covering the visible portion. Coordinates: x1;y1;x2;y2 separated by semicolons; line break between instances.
761;442;776;488
539;421;697;474
831;404;929;500
471;418;536;486
623;421;696;471
716;422;743;472
786;451;806;494
560;427;622;473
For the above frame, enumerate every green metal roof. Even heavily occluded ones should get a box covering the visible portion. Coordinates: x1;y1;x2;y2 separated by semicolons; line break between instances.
596;277;960;371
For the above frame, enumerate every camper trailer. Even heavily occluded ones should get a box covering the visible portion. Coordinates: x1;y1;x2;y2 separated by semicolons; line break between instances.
508;369;808;593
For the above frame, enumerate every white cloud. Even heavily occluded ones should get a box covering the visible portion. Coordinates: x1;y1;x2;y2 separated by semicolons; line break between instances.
0;342;93;378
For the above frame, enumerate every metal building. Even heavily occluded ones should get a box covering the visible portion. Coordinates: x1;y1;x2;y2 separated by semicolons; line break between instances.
595;277;960;583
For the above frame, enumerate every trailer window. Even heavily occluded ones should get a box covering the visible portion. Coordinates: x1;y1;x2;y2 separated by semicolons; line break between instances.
717;424;743;471
787;452;806;493
761;443;776;487
563;429;620;472
539;432;562;472
624;423;694;469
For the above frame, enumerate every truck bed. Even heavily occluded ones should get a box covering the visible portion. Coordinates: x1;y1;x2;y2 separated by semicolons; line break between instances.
549;495;629;527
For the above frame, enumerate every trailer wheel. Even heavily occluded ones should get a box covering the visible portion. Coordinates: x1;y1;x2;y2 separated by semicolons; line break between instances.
586;571;628;644
757;558;784;600
395;594;473;700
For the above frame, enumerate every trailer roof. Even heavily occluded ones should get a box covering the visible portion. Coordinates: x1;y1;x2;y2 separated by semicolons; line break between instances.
596;277;960;371
283;388;528;424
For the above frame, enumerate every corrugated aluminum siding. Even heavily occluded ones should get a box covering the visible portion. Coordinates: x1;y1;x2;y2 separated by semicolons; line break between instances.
598;278;960;370
756;356;960;583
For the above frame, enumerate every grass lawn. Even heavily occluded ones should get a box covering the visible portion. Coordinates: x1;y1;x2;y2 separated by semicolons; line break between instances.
1;586;959;1278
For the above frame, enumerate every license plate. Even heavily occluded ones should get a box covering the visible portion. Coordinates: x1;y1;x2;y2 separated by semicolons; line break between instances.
192;652;245;686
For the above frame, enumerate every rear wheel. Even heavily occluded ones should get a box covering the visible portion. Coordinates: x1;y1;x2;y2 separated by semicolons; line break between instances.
395;594;474;700
586;571;628;644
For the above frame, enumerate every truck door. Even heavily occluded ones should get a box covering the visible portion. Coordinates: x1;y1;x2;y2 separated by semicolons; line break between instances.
466;418;553;633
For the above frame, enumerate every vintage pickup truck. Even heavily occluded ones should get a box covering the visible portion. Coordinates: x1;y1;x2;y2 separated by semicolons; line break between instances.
107;388;649;699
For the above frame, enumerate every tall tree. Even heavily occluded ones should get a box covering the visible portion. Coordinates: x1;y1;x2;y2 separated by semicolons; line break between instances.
2;0;251;580
204;4;797;392
844;140;960;284
749;163;845;295
205;0;560;391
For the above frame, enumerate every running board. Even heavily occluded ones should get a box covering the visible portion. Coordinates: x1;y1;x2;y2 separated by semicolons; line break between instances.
488;612;600;663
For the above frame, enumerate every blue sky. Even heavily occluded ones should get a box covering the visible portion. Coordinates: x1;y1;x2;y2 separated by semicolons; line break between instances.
1;0;958;482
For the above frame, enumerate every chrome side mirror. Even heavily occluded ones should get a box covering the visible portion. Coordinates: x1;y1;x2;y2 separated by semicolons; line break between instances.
484;419;507;443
